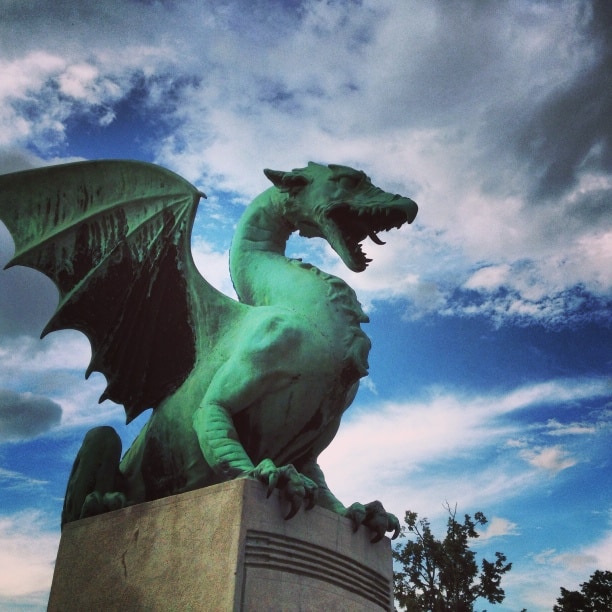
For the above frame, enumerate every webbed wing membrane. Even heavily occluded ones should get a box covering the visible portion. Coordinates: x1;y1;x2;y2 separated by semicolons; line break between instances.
0;160;240;422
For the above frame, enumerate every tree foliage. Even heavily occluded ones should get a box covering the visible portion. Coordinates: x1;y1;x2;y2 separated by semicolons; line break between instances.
392;503;512;611
553;570;612;612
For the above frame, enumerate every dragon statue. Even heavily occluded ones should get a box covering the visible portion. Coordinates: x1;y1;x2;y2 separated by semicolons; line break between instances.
0;160;417;542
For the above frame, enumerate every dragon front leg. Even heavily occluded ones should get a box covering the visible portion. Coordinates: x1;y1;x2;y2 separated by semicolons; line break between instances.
193;399;317;518
61;426;127;527
192;314;319;518
192;398;255;479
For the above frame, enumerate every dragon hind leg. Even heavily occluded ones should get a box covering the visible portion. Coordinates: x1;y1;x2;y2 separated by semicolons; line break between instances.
61;426;126;528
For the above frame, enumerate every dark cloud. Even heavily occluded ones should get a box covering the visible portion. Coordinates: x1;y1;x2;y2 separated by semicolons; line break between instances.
0;153;74;340
0;389;62;441
570;188;612;230
0;223;58;339
0;0;306;59
0;266;58;339
512;0;612;200
0;157;80;341
0;2;120;57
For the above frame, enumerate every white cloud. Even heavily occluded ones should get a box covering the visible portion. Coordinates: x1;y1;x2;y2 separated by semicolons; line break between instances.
0;51;66;104
0;333;91;375
57;63;100;100
0;511;58;605
319;377;609;518
544;418;597;436
581;529;612;572
519;445;578;473
0;52;66;147
464;265;512;292
478;516;520;541
0;468;47;490
191;238;235;298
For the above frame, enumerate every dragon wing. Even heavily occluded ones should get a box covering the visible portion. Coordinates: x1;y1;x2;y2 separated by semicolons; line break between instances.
0;160;244;423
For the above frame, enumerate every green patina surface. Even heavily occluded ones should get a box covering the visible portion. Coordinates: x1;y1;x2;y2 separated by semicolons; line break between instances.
0;161;417;542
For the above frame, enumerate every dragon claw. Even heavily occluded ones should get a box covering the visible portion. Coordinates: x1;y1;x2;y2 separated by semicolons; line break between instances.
79;490;126;520
285;495;302;520
248;459;319;519
346;502;367;532
266;472;279;498
345;500;399;543
389;513;401;540
304;487;318;511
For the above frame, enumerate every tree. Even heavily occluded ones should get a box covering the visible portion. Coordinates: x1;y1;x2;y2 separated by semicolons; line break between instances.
553;570;612;612
392;503;512;612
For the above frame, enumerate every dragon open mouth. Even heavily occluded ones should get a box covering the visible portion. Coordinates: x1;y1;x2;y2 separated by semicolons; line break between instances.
327;200;417;272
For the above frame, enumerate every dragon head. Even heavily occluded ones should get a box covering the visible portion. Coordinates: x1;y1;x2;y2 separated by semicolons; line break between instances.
264;162;418;272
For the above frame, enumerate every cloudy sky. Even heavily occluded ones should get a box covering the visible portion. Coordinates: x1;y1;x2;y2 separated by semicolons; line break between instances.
0;1;610;609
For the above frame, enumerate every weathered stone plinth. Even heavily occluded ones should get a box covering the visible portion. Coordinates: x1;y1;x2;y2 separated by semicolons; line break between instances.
48;479;393;611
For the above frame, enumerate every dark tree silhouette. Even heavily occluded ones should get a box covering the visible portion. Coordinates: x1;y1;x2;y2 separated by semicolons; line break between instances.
553;570;612;612
393;503;512;611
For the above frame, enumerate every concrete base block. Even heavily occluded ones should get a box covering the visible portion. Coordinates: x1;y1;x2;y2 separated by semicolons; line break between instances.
48;479;393;611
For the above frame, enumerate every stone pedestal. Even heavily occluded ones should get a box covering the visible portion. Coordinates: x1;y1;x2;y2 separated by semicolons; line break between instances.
48;479;393;611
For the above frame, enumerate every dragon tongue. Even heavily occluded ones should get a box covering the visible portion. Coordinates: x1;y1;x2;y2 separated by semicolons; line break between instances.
368;229;386;245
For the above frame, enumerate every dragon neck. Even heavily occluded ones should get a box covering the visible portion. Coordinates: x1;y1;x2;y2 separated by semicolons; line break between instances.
229;187;369;332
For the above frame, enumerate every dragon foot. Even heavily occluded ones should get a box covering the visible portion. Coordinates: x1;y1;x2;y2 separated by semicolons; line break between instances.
80;491;127;520
344;500;400;543
61;425;125;527
247;459;318;519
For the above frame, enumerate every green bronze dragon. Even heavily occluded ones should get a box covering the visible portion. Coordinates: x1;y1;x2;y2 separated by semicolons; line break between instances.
0;160;417;542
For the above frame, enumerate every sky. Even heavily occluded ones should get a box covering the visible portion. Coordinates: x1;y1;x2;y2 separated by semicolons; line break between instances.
0;0;610;609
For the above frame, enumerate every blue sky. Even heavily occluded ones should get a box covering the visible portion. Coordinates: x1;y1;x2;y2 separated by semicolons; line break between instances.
0;1;610;609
